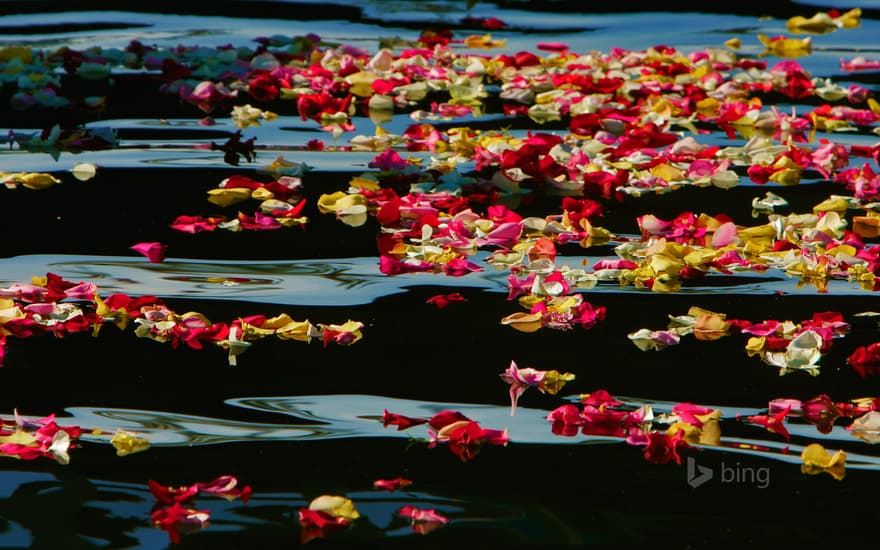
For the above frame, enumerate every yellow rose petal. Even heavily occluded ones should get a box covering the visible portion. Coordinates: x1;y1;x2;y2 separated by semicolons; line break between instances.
500;312;543;333
207;187;252;207
801;443;846;480
110;430;151;457
309;495;360;520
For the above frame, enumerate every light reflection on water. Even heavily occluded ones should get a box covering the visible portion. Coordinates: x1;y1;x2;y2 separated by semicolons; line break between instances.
0;5;878;175
11;394;874;469
0;253;864;309
0;7;871;76
2;2;880;545
0;254;504;306
6;118;880;172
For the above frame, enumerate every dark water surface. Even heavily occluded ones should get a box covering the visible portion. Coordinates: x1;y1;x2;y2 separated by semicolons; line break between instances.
2;1;880;547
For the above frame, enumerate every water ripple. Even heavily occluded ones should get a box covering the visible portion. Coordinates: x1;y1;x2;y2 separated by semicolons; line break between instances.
13;394;873;470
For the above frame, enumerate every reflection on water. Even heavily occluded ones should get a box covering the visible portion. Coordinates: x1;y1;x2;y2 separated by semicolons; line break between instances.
3;1;880;546
0;253;502;306
0;253;856;309
12;394;875;470
63;407;335;445
0;471;155;548
0;466;530;547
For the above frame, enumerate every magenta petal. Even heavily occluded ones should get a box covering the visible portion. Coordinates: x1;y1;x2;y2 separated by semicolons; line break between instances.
23;303;57;316
686;159;717;178
536;42;569;52
398;505;449;524
509;383;528;416
592;259;638;270
369;149;409;171
742;320;780;336
130;242;168;263
479;222;523;246
769;398;802;415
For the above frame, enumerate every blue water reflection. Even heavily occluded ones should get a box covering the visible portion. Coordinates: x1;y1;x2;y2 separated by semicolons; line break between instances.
2;252;869;309
8;394;871;470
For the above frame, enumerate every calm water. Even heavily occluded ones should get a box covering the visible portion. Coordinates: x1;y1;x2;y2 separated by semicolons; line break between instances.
2;1;880;547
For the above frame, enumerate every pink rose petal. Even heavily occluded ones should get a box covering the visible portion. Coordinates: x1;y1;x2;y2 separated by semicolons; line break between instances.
130;242;168;263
